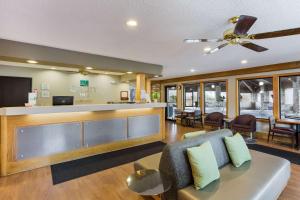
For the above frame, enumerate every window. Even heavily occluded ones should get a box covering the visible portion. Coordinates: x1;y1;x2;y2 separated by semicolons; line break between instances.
238;78;273;119
280;75;300;119
204;81;227;115
183;84;199;109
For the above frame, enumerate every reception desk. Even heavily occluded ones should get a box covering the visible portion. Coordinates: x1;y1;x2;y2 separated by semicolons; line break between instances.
0;103;166;176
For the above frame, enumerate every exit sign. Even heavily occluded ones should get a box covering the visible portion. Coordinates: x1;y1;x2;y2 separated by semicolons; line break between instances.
80;80;89;87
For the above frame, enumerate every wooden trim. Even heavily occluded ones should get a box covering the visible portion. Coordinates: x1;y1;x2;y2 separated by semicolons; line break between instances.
235;79;240;117
236;75;273;81
273;72;300;119
200;82;204;113
226;80;229;117
273;75;280;119
0;116;8;175
154;61;300;84
275;71;300;77
200;79;228;83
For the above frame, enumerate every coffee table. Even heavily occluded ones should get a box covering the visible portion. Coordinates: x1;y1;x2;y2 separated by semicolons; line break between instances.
126;169;172;199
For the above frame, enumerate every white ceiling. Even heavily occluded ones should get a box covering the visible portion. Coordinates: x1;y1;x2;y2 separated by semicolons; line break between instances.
0;0;300;79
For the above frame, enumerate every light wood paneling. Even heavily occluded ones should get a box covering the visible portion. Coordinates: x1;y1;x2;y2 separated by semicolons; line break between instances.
136;74;146;102
1;108;165;176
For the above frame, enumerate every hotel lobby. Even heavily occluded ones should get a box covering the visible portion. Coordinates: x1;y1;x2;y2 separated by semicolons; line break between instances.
0;1;300;200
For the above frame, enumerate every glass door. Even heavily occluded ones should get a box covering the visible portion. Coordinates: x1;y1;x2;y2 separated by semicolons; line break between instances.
183;84;200;110
165;86;177;120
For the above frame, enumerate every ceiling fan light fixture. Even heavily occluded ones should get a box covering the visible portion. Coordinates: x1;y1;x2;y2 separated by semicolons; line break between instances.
184;39;199;43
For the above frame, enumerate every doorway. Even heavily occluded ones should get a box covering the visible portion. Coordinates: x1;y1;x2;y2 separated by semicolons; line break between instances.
165;85;177;120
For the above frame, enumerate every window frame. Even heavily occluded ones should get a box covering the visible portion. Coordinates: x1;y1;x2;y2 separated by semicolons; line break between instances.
278;73;300;119
183;83;200;109
236;76;274;120
202;80;228;116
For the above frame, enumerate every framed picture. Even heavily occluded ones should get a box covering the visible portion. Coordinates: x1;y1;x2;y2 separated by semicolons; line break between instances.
120;91;129;101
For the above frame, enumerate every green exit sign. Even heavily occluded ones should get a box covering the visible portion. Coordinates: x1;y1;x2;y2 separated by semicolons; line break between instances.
80;80;89;87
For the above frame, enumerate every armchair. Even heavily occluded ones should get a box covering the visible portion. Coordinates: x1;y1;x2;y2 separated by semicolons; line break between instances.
231;114;256;142
204;112;224;129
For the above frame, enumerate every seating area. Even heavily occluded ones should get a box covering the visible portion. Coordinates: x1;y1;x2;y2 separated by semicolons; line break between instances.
1;1;300;200
134;129;291;200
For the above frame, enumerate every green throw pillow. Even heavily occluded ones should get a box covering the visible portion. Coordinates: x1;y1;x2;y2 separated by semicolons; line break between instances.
224;133;252;167
183;130;206;139
187;141;220;189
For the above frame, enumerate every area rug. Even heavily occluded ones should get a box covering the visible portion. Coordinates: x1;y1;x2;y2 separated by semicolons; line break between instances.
51;141;166;184
248;144;300;165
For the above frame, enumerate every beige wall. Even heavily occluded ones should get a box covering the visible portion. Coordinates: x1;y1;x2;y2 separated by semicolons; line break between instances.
161;68;300;133
0;65;129;105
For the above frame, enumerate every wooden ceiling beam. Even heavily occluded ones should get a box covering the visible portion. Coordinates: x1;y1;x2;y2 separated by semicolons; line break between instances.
154;61;300;84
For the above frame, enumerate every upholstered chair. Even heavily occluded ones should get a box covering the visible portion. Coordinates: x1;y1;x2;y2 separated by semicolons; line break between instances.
204;112;224;129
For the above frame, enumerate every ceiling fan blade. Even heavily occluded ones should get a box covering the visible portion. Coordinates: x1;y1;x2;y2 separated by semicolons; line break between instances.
249;27;300;39
234;15;257;35
206;43;229;54
184;38;223;43
240;42;268;52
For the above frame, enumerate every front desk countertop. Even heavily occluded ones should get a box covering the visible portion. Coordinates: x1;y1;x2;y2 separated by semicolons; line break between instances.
0;102;167;116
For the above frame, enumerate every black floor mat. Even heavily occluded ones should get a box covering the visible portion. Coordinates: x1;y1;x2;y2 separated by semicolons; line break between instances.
51;141;166;184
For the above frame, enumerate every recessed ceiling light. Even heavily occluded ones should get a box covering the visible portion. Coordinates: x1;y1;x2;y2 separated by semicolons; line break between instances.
259;81;264;86
204;47;211;52
154;75;159;78
27;60;38;64
51;67;56;70
127;71;133;74
190;69;195;73
241;60;248;64
86;66;93;70
126;20;138;27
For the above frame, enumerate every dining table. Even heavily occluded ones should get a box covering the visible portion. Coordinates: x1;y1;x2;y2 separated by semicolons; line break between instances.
277;118;300;149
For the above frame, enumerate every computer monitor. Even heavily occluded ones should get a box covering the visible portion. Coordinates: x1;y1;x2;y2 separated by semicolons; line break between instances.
52;96;74;106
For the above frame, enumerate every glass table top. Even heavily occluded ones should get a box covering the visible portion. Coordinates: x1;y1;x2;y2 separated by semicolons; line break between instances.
126;169;172;196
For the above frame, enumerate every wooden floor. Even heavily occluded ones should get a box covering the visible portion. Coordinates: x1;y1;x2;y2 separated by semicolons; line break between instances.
0;121;299;200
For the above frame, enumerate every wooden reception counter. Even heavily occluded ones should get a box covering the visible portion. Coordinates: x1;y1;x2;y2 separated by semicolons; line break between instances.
0;103;166;176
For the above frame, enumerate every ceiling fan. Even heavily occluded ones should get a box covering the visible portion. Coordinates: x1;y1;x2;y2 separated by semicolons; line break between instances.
184;15;300;54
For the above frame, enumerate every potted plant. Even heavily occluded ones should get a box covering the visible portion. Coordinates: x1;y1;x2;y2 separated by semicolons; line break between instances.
152;92;160;103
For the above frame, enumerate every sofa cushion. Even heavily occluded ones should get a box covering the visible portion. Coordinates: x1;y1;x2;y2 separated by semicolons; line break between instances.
224;133;251;167
177;150;290;200
183;131;206;139
159;129;233;200
187;141;220;189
